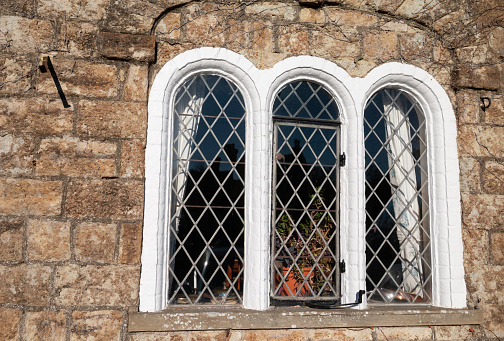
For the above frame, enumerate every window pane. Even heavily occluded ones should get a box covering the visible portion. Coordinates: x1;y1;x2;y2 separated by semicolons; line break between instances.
271;81;340;302
364;89;431;304
273;81;339;121
168;74;245;305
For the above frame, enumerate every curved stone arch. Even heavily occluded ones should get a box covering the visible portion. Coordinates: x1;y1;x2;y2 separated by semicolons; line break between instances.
141;47;261;311
360;63;465;308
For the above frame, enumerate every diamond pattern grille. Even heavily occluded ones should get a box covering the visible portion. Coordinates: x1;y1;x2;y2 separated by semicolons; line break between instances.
364;89;431;304
273;81;339;121
272;81;340;300
168;74;245;305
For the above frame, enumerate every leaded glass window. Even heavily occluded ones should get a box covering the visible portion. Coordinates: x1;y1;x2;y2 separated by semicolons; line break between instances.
168;74;246;305
364;89;431;304
271;81;341;301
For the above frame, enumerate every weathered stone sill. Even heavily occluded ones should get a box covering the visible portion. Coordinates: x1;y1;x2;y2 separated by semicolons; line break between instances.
129;306;484;332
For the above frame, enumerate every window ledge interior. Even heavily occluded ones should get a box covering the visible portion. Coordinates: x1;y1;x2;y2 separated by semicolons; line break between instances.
128;306;484;332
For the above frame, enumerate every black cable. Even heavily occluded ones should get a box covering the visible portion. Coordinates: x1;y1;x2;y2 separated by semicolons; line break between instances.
305;290;365;309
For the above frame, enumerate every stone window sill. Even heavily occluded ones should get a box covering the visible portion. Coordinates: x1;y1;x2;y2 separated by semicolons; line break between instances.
129;306;484;332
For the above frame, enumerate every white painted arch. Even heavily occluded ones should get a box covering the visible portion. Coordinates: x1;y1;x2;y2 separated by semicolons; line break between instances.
140;48;465;312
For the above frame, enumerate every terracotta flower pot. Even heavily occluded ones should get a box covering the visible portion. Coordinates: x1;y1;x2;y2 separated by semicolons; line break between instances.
277;267;314;297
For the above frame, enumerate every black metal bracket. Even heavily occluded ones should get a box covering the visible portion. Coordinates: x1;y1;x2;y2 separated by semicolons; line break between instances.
305;290;366;309
339;260;346;273
39;56;71;108
339;153;346;167
480;97;491;112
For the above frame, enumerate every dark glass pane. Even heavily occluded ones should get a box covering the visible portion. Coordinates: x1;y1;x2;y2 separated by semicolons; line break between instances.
364;89;430;304
169;74;246;305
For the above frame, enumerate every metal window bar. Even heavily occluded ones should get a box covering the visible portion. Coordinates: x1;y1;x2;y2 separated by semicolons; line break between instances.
168;74;246;306
271;81;341;302
364;89;431;304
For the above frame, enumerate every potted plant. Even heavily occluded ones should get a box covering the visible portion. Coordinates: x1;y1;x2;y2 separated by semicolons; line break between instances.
274;189;336;297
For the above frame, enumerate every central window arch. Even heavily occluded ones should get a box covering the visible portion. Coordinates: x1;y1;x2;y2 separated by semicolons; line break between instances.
271;80;342;301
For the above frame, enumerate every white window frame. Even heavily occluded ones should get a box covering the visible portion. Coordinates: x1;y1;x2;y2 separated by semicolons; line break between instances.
139;47;466;312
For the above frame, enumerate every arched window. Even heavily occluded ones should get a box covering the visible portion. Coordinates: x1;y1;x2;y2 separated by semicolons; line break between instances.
271;80;342;301
167;74;246;305
140;48;466;313
364;89;431;304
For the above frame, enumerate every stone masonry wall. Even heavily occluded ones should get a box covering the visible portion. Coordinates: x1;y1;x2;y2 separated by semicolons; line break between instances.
0;0;503;340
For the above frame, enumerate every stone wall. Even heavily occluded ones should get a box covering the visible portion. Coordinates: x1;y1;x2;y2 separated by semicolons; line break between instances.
0;0;503;340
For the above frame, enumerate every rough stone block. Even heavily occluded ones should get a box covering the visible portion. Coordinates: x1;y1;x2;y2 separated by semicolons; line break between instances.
128;332;188;340
324;8;379;27
0;133;35;175
299;8;325;24
0;98;73;134
311;28;360;59
337;57;377;78
462;194;504;229
244;2;297;21
0;308;21;341
459;157;481;193
456;45;499;65
54;264;140;306
483;161;504;194
66;179;144;219
38;0;108;21
0;57;34;95
465;265;504;305
309;328;373;340
455;90;480;124
36;137;117;177
490;27;504;57
0;178;63;216
101;31;155;62
277;25;309;55
155;12;182;40
376;326;432;340
433;325;482;340
358;0;403;13
124;65;149;101
57;21;99;58
399;33;432;62
0;218;23;261
363;31;399;60
185;9;226;45
71;310;122;341
485;94;504;125
119;222;142;264
78;100;147;139
38;59;119;98
103;0;189;34
0;264;51;305
25;310;66;341
242;329;306;341
27;219;71;261
454;66;501;91
0;0;36;17
462;227;488;266
120;139;145;178
0;16;54;54
156;42;192;66
490;231;504;265
458;126;504;158
75;222;116;263
482;304;504;338
50;60;118;96
188;330;230;341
